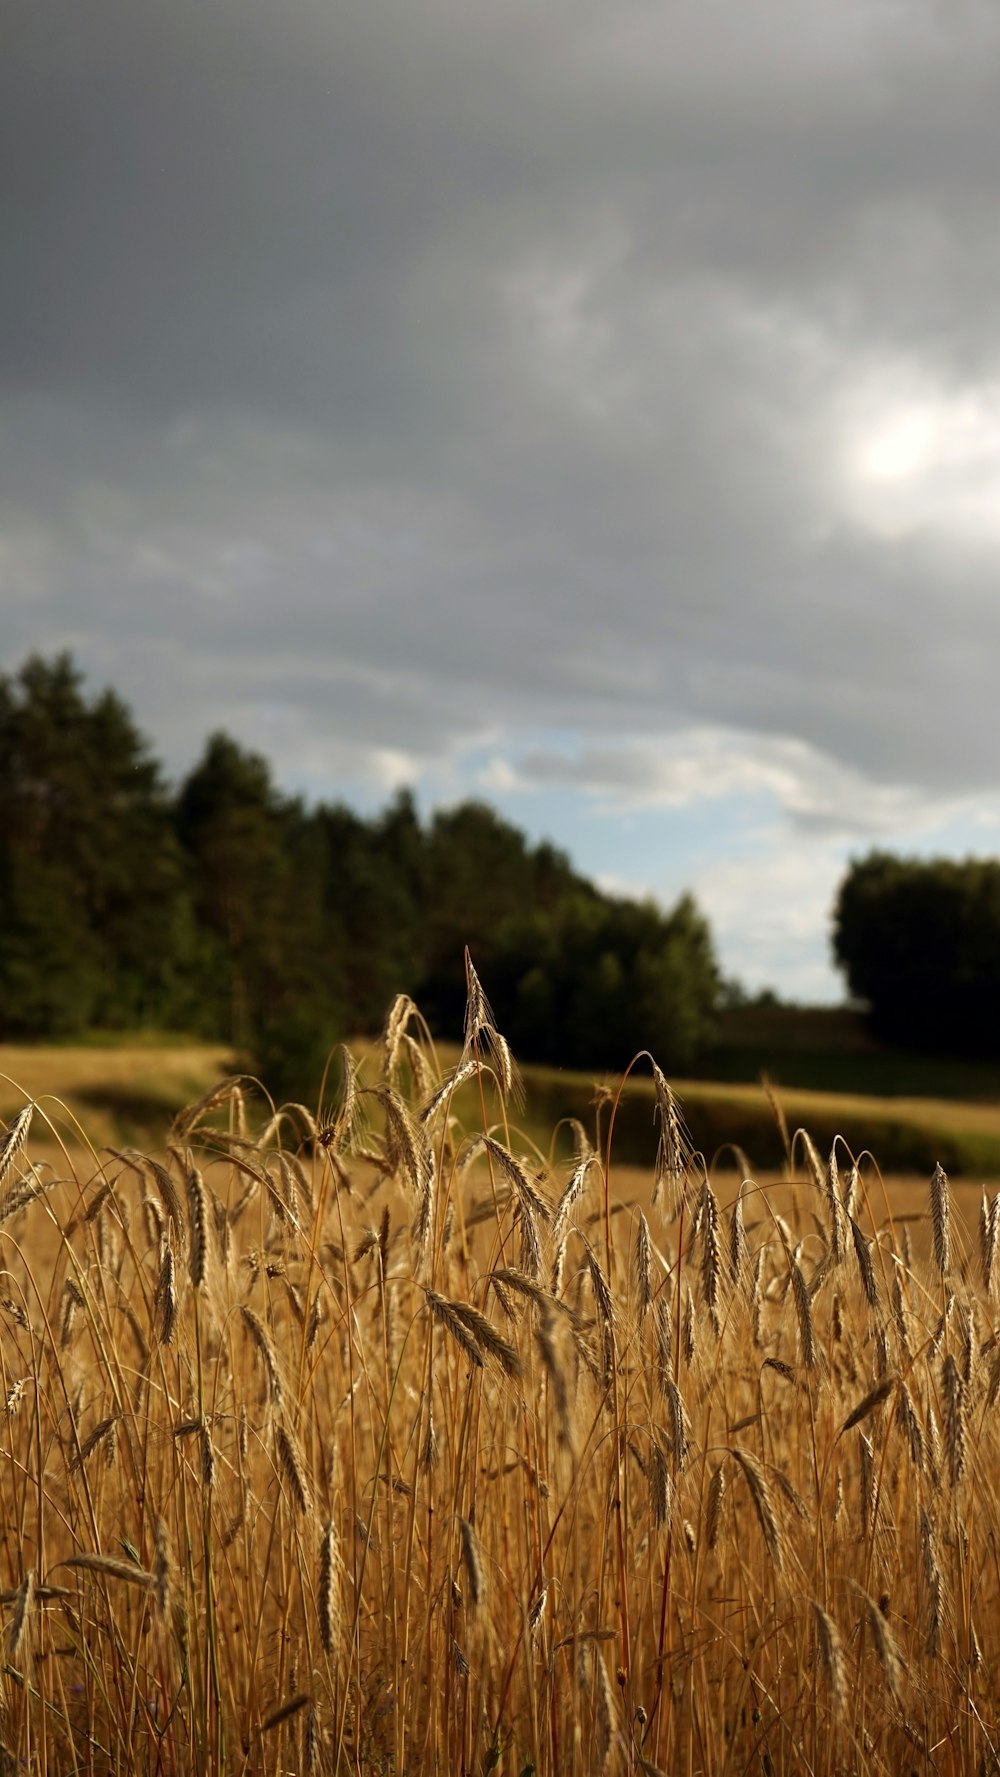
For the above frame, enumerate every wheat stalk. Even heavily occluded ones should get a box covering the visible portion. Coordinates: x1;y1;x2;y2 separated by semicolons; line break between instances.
930;1162;951;1278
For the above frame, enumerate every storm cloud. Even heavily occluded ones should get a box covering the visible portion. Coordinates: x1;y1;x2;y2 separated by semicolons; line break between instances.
4;0;999;995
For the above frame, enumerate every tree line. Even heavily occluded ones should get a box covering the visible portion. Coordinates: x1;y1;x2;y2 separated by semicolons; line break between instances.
834;851;1000;1057
0;655;722;1093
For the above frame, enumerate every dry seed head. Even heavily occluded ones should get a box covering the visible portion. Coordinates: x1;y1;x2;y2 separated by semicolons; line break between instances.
275;1421;312;1515
700;1180;720;1315
445;1296;522;1379
536;1314;572;1448
665;1379;690;1470
451;1637;470;1678
153;1518;172;1625
648;1439;673;1529
240;1306;284;1406
553;1155;601;1241
924;1394;942;1488
797;1128;825;1191
860;1588;904;1699
145;1157;186;1249
372;1085;435;1213
634;1210;652;1321
6;1566;34;1667
382;992;415;1077
790;1255;816;1371
71;1414;118;1472
0;1171;58;1225
857;1432;876;1539
462;951;494;1050
528;1582;549;1635
185;1156;208;1290
942;1352;966;1489
550;1229;568;1300
928;1292;953;1361
4;1378;26;1418
586;1246;615;1333
731;1447;784;1571
304;1702;323;1775
64;1553;155;1588
481;1136;551;1224
173;1073;247;1140
983;1191;1000;1298
318;1518;341;1656
489;1264;559;1316
411;1181;435;1272
706;1458;727;1550
899;1383;924;1471
518;1201;543;1281
590;1645;616;1772
156;1240;177;1345
772;1466;809;1523
890;1268;911;1364
421;1396;439;1470
848;1215;879;1312
651;1063;686;1215
0;1105;33;1197
60;1278;83;1349
353;1227;379;1265
728;1187;748;1285
925;1570;942;1659
840;1375;897;1437
420;1056;478;1128
261;1694;310;1734
306;1291;322;1353
423;1292;485;1371
919;1504;940;1591
459;1517;486;1608
810;1599;847;1723
825;1146;845;1264
930;1162;951;1277
200;1424;216;1490
654;1294;672;1398
682;1281;697;1366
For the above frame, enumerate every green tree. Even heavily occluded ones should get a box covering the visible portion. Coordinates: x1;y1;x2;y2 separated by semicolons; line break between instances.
0;654;192;1036
484;888;720;1072
833;852;1000;1054
175;733;300;1047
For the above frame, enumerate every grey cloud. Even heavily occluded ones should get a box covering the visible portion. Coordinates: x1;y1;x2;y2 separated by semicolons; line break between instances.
3;0;1000;822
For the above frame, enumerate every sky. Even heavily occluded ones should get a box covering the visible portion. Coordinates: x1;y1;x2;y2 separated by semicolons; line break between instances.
4;0;1000;1001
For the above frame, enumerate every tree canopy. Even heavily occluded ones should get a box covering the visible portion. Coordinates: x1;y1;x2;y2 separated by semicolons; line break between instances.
833;851;1000;1054
0;654;723;1087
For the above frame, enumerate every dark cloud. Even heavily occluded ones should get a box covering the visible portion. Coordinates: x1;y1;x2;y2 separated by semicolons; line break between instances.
2;0;999;830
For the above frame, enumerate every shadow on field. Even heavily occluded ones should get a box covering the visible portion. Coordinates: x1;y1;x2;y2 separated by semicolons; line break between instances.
525;1072;1000;1179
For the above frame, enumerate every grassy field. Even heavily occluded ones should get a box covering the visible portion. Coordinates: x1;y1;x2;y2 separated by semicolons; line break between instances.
1;996;1000;1773
7;1024;1000;1179
0;1040;235;1152
699;1002;1000;1103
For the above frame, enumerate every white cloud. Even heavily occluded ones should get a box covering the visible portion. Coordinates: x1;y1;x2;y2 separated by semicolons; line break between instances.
689;834;849;1001
835;363;1000;545
509;729;937;837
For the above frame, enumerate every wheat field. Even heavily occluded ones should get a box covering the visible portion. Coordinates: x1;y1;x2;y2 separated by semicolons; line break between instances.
0;972;997;1774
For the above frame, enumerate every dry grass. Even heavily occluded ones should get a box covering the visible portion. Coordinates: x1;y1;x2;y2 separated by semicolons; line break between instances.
0;998;999;1775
